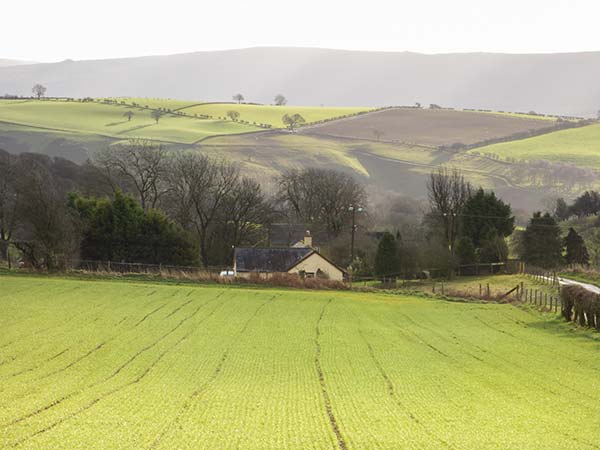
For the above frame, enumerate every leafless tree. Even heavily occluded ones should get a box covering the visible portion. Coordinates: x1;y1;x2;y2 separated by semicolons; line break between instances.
233;93;244;104
373;129;384;140
277;168;366;238
0;152;18;263
274;94;287;106
166;153;239;267
223;177;272;248
32;83;47;99
94;139;168;211
13;157;78;269
151;109;163;124
426;168;472;252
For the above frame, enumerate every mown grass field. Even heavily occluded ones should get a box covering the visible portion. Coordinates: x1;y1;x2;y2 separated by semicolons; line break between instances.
2;275;600;449
0;100;260;144
473;123;600;168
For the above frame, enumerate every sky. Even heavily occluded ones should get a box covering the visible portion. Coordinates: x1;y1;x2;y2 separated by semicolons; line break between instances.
3;0;600;62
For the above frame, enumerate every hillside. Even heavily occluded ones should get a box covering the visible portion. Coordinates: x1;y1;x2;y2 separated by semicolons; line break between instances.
2;48;600;116
0;99;262;144
1;97;598;210
472;123;600;169
303;107;555;147
0;59;34;67
2;274;600;449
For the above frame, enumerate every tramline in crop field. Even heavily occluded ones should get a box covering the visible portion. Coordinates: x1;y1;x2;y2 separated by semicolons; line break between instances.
1;274;600;449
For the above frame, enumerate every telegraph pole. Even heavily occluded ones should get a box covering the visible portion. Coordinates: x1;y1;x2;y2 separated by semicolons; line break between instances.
349;205;363;263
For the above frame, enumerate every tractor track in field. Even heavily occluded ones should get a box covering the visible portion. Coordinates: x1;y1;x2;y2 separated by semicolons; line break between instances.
30;294;197;383
470;315;600;406
35;342;106;381
358;330;454;449
402;312;600;448
134;303;168;327
7;297;229;449
5;348;71;378
3;294;223;429
313;298;348;450
148;295;276;450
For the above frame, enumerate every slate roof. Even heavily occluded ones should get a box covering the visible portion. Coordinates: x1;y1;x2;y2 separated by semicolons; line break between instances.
234;247;314;272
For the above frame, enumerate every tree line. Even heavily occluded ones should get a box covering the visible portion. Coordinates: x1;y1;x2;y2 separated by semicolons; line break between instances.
0;141;365;270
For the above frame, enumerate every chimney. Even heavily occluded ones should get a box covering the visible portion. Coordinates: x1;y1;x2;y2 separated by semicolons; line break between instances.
304;230;313;248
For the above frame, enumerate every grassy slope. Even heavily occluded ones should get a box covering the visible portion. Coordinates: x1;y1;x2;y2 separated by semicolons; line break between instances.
0;100;260;144
2;275;600;449
472;123;600;168
179;103;372;127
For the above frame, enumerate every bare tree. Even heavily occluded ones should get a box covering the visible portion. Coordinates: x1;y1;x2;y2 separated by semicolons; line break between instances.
13;157;77;269
282;113;305;131
233;93;244;104
0;152;18;264
123;110;135;121
151;109;163;124
32;83;47;99
227;110;240;121
274;94;287;106
223;177;272;248
277;168;366;238
94;140;168;211
426;168;472;252
373;129;384;140
166;153;239;267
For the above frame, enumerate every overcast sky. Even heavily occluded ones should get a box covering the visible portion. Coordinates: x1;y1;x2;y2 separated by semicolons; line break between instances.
4;0;600;62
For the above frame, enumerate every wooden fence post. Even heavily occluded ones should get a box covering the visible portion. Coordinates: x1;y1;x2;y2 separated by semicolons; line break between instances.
487;283;490;298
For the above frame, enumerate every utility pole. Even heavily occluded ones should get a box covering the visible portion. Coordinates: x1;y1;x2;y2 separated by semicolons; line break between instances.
349;205;363;263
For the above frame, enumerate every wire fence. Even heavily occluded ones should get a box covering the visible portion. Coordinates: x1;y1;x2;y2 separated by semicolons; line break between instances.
70;259;230;275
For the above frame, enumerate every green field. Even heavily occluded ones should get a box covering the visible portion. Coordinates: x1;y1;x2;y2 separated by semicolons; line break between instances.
0;100;260;144
472;123;600;168
178;103;373;127
2;275;600;449
104;97;199;110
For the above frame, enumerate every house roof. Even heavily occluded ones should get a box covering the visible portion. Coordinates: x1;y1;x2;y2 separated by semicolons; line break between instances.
234;247;314;272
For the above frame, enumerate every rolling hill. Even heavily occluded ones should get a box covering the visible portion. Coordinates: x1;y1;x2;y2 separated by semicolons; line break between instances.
2;48;600;116
303;107;556;146
1;97;598;210
472;123;600;169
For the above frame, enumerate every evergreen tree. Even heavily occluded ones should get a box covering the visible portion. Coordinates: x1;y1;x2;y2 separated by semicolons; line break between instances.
455;236;477;265
554;197;570;220
69;191;198;265
521;212;563;268
564;227;589;265
461;188;514;247
478;229;509;263
374;232;400;277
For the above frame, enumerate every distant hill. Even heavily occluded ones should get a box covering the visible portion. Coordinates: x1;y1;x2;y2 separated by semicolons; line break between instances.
1;48;600;116
0;59;35;67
